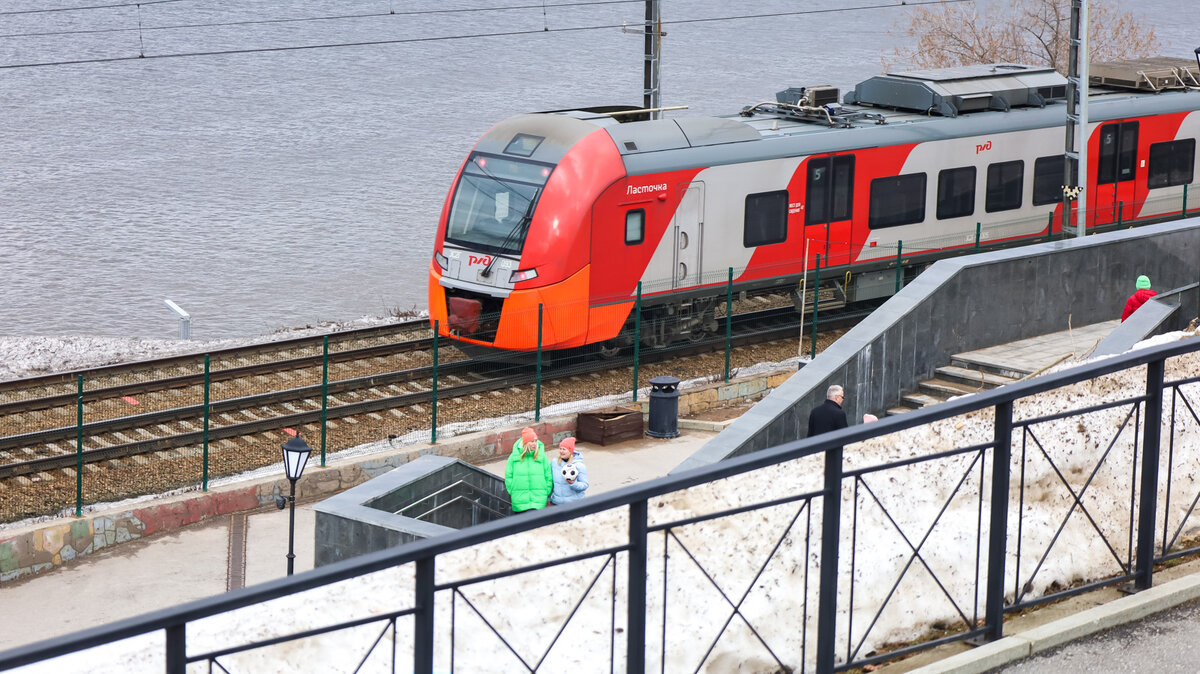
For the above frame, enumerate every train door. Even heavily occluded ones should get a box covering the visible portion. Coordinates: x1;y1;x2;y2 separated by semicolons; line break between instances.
803;154;855;267
672;182;704;288
1092;121;1140;227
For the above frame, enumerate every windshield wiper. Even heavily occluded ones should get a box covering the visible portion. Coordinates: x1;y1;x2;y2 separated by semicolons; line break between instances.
480;187;540;279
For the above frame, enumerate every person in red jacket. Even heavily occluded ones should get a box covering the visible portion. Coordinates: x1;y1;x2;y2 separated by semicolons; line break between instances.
1121;275;1157;322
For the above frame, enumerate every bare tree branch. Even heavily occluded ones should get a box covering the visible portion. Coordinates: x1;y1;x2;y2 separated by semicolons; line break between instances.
888;0;1160;74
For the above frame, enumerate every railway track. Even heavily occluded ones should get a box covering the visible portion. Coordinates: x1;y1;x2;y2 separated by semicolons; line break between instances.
0;304;865;522
0;319;435;410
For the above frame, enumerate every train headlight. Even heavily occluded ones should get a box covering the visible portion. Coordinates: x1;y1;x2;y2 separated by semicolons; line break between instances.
509;268;538;283
434;251;449;270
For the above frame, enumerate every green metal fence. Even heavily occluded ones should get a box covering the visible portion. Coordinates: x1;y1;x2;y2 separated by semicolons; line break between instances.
3;192;1196;522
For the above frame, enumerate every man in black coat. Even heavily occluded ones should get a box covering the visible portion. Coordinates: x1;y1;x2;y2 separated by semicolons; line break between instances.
807;384;848;437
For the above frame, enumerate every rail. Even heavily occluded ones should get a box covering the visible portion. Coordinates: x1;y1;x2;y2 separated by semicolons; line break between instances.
0;319;429;394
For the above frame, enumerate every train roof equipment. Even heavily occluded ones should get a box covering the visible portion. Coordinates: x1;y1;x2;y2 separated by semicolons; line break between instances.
488;59;1200;176
842;63;1067;117
1088;57;1200;92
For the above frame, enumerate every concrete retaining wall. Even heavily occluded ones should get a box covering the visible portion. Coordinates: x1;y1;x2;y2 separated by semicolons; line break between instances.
676;218;1200;471
314;456;508;567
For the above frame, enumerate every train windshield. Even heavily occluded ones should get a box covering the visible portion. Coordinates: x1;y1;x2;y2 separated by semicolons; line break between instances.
445;154;553;256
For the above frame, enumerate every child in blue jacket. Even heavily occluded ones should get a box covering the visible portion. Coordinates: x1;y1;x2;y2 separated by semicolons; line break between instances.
550;436;589;505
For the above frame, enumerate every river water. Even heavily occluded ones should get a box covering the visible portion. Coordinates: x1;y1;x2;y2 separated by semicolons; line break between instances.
0;0;1188;338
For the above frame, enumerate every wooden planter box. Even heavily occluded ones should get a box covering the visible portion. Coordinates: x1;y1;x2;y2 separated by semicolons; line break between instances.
576;407;644;446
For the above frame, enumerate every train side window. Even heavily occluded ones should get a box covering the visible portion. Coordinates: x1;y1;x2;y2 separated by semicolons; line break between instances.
744;190;788;247
1098;122;1139;185
1033;155;1076;206
1148;139;1196;189
625;209;645;245
1117;122;1139;183
830;155;854;221
936;166;975;219
985;160;1024;212
805;155;854;225
868;173;926;229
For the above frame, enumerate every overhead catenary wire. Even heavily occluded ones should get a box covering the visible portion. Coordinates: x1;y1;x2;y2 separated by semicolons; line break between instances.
0;0;971;71
0;0;191;17
0;0;650;40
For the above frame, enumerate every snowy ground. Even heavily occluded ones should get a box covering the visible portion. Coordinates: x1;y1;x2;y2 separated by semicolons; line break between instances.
0;315;409;382
4;327;1200;673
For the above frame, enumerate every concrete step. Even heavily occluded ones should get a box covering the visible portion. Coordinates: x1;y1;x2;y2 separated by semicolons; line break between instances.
901;392;944;408
886;406;914;416
934;365;1019;390
919;378;981;399
949;355;1033;380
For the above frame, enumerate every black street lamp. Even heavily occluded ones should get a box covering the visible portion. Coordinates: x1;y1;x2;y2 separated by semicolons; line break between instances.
275;435;312;576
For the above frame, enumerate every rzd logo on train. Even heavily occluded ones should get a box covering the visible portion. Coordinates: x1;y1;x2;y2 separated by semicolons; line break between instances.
468;255;492;266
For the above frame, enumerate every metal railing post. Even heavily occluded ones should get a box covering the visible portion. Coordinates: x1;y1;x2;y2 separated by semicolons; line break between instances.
1135;359;1165;589
431;321;439;444
816;445;843;672
895;240;904;293
202;355;210;491
1183;184;1188;216
414;557;435;672
75;375;83;517
633;282;642;402
1118;201;1124;227
163;299;191;340
320;336;328;466
975;222;982;250
810;255;821;361
984;400;1013;641
627;499;648;673
724;267;733;382
165;623;186;674
536;304;543;422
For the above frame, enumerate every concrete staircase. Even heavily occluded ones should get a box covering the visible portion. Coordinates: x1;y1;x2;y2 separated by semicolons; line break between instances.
881;320;1119;417
886;356;1023;416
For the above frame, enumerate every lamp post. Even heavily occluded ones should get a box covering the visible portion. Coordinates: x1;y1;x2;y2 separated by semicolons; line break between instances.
275;435;312;576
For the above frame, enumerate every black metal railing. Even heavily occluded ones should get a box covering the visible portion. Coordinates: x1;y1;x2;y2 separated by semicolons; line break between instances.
1;336;1197;673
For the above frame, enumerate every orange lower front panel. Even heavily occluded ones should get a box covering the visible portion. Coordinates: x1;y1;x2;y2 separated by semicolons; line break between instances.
430;265;607;351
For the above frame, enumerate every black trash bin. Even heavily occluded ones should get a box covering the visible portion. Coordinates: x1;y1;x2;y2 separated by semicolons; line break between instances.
646;376;681;439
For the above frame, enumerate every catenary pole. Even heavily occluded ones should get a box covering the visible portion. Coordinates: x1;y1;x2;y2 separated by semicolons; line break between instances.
644;0;661;118
1065;0;1089;237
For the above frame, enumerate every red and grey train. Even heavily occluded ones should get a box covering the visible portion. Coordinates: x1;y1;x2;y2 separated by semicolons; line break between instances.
428;59;1200;353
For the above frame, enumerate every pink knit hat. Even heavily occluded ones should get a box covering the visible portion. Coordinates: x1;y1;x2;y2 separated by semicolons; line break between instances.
521;427;537;445
559;437;576;452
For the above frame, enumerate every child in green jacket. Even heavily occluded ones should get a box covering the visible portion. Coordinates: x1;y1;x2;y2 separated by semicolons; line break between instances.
505;427;553;512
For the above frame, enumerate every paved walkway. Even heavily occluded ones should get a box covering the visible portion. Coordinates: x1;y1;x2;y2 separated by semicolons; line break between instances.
879;557;1200;673
992;595;1200;673
0;427;717;653
954;319;1120;375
